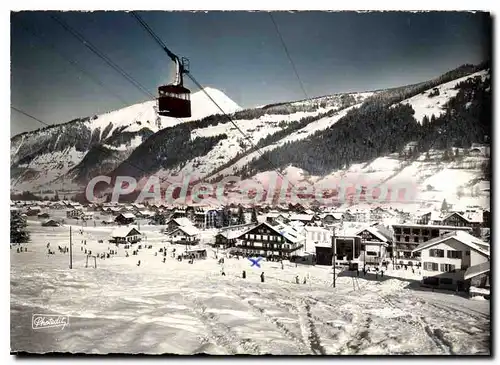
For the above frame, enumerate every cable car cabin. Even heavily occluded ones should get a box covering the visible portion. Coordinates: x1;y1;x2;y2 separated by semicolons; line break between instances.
158;85;191;118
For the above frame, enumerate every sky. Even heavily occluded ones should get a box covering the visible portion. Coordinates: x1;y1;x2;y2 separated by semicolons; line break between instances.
10;11;491;137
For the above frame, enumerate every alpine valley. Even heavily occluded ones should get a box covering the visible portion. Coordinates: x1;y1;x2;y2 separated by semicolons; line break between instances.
11;63;491;212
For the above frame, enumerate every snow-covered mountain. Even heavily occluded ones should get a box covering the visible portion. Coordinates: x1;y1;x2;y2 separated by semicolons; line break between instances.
11;64;491;212
11;87;241;191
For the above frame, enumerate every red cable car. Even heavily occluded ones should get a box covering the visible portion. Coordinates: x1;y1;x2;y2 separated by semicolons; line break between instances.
158;54;191;118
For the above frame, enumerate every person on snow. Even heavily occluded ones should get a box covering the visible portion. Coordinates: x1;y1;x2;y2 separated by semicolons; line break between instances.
137;260;141;266
163;257;166;263
260;272;265;283
303;277;307;284
242;270;246;279
295;275;300;284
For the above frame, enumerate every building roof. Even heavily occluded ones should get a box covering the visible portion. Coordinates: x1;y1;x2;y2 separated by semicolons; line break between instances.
118;212;136;219
111;226;141;238
217;230;245;240
355;226;389;243
172;225;200;236
273;222;306;244
239;221;305;244
464;261;490;281
412;230;489;257
304;226;331;233
289;214;315;221
392;223;472;231
168;217;194;227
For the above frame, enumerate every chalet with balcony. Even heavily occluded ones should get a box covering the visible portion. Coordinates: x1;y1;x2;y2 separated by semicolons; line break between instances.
110;226;142;244
114;212;136;225
412;230;489;291
165;217;194;233
392;223;473;265
234;222;304;259
169;225;200;244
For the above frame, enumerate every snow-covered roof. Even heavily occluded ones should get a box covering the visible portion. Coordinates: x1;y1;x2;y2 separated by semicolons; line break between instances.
273;222;306;244
464;261;490;281
169;217;193;227
355;226;389;243
289;214;315;222
217;230;245;240
173;225;200;236
118;212;136;219
304;226;331;233
111;226;141;238
412;230;489;257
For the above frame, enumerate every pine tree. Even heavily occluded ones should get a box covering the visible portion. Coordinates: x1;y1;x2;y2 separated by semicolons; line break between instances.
422;115;430;129
442;149;450;161
237;205;246;225
11;211;29;244
251;207;258;223
440;199;449;213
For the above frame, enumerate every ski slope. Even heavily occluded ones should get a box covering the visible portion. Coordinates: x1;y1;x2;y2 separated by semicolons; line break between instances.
399;70;489;124
10;221;490;355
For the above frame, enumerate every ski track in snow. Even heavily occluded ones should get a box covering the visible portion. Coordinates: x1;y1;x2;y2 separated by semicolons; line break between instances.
10;222;491;355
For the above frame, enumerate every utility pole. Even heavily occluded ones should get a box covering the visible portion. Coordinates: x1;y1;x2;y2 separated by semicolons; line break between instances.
69;225;73;269
331;226;336;288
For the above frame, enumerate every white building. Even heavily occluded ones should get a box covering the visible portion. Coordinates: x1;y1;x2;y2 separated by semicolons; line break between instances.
303;226;331;253
110;226;142;244
412;230;490;291
169;225;200;244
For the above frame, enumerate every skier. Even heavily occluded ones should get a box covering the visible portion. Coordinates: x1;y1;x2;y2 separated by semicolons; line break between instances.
260;272;265;283
281;261;284;270
381;270;384;278
242;270;246;279
137;260;141;267
303;277;307;284
163;257;166;263
295;275;299;284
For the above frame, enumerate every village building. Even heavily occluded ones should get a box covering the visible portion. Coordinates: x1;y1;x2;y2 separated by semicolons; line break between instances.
465;261;490;298
392;223;473;265
109;226;142;244
114;212;136;225
265;212;289;225
288;214;319;226
182;248;207;259
165;217;194;233
41;219;60;227
49;202;65;210
66;208;84;219
319;212;343;227
26;206;42;216
214;230;246;249
431;211;481;233
412;230;490;291
234;222;305;259
355;226;391;264
169;225;200;244
303;226;331;253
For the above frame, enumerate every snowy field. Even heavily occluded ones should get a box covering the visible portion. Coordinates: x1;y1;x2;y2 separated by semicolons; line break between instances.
11;222;490;355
